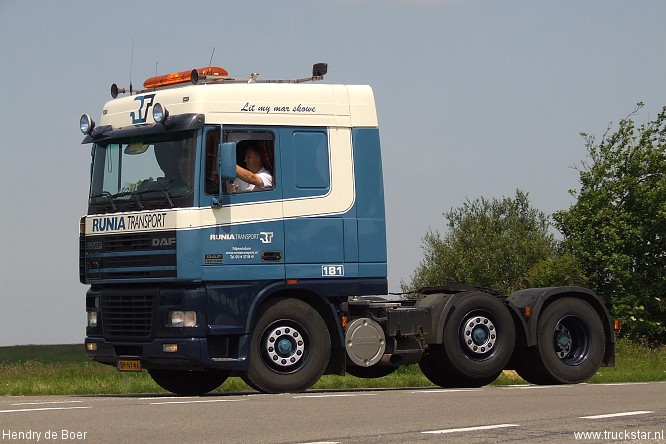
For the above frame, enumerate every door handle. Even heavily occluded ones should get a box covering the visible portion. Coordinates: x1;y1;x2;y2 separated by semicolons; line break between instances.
262;251;282;262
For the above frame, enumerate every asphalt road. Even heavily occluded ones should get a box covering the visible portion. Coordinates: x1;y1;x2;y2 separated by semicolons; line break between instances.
1;382;664;443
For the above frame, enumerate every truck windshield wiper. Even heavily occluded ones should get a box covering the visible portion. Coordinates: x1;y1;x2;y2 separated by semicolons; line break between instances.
134;188;174;208
90;192;117;211
132;178;176;208
94;188;174;211
109;191;134;199
104;191;145;210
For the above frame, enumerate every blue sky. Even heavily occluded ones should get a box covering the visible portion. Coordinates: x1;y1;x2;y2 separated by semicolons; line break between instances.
1;0;664;346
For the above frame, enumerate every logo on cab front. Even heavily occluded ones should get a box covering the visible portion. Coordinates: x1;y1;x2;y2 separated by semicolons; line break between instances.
130;94;156;124
152;237;176;247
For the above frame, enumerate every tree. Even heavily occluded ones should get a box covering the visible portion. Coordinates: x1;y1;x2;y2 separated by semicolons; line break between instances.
553;104;666;344
404;190;585;295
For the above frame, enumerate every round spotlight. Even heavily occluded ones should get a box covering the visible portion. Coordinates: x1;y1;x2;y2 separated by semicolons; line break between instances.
80;114;95;135
153;103;169;124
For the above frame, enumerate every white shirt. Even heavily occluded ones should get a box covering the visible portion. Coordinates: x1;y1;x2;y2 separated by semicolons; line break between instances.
233;167;273;192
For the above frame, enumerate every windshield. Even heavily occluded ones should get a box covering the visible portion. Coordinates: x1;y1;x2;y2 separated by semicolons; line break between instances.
89;131;197;213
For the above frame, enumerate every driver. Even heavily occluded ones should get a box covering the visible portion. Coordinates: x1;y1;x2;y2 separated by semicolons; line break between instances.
228;141;273;193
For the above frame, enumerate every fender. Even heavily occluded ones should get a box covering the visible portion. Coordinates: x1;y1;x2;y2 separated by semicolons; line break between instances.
415;291;456;344
416;290;528;346
243;279;346;340
240;279;387;374
507;286;615;366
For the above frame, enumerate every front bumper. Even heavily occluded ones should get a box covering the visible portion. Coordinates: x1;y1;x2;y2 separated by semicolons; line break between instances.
85;336;249;372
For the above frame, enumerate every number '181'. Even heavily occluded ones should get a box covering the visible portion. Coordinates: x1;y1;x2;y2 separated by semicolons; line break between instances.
322;265;344;276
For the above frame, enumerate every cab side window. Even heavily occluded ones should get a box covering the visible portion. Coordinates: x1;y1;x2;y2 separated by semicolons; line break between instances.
223;130;275;194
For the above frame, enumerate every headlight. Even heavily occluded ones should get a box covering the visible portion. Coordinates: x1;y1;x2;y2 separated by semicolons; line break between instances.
168;310;197;327
153;103;169;124
87;311;98;327
80;114;95;135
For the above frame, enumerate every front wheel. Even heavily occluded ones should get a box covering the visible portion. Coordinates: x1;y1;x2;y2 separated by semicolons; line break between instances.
148;369;229;396
244;298;331;394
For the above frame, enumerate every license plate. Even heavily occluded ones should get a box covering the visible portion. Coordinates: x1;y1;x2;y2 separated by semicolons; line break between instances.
117;360;142;372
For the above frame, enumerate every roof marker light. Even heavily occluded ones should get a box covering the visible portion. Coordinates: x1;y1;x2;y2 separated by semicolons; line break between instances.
80;114;95;135
143;66;228;89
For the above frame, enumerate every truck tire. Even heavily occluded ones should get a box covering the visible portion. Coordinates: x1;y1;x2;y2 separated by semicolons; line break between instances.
346;365;397;379
418;346;450;387
418;345;501;388
148;369;229;396
512;351;551;385
522;297;605;384
244;298;331;393
438;292;515;381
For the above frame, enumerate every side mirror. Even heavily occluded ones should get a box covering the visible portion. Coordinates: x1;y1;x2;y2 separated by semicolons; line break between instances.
219;142;237;180
212;142;237;208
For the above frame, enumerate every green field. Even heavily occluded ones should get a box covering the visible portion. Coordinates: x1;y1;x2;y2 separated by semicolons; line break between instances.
1;339;664;396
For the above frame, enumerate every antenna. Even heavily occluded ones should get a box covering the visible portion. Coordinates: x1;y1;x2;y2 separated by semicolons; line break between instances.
129;37;135;94
208;46;216;69
204;46;216;84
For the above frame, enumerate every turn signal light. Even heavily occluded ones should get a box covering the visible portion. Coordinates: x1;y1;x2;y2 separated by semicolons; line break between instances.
163;344;178;353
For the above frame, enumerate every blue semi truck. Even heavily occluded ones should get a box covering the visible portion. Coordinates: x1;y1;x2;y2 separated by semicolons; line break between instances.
79;63;615;394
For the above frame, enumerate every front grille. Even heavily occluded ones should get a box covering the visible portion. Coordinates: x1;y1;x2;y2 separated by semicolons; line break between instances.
82;231;177;281
89;253;174;269
79;234;87;284
102;294;156;340
92;232;176;252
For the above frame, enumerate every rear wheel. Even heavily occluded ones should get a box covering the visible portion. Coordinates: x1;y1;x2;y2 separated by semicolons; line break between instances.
419;293;515;387
419;345;500;388
440;293;515;380
346;365;397;379
244;298;330;394
148;369;229;396
418;346;450;387
522;298;605;384
513;350;551;385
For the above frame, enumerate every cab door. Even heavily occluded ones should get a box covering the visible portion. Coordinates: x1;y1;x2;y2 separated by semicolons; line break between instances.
199;126;285;281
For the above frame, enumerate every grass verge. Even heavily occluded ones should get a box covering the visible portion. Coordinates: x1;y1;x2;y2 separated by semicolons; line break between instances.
1;339;663;396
